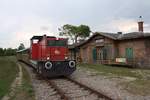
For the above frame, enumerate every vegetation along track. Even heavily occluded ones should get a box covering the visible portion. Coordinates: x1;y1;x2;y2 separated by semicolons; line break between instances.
46;77;114;100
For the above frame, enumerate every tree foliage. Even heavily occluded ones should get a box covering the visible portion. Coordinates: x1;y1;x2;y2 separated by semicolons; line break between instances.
0;48;4;56
0;48;17;56
0;43;25;56
18;43;25;50
59;24;91;43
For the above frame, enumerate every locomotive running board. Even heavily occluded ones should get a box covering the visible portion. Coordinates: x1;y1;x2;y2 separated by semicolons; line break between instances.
30;60;38;68
30;60;37;65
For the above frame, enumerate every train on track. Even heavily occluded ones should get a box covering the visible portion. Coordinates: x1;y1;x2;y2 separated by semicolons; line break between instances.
16;35;76;77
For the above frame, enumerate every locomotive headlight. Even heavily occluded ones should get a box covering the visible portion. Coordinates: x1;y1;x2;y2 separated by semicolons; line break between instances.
47;57;50;60
69;61;76;68
65;56;68;60
45;61;52;70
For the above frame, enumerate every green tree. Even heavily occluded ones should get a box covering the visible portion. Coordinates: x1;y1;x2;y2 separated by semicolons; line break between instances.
18;43;25;50
5;48;17;56
59;24;91;43
0;48;4;56
3;48;7;55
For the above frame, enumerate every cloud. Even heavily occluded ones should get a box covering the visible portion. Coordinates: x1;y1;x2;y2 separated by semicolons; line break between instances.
0;15;59;48
111;19;138;32
12;16;59;48
94;18;150;33
0;0;150;48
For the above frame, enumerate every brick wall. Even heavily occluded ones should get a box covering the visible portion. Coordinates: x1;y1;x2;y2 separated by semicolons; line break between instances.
144;38;150;68
117;38;150;68
78;35;116;63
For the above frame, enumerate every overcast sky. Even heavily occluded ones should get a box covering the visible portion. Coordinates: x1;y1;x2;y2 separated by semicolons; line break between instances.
0;0;150;48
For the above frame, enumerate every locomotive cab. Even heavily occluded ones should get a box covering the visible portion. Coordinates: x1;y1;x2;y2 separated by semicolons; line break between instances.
30;35;76;77
46;37;68;61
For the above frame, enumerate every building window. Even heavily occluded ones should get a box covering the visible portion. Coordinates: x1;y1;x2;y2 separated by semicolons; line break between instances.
83;47;88;63
92;48;97;62
102;48;107;60
95;39;104;43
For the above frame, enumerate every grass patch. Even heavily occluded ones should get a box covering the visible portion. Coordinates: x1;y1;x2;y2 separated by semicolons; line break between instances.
21;63;35;99
11;63;35;100
0;56;18;99
122;79;150;96
78;63;143;78
78;63;150;95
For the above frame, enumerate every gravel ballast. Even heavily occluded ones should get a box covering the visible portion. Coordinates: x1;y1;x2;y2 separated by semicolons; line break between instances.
22;63;61;100
70;67;150;100
21;62;150;100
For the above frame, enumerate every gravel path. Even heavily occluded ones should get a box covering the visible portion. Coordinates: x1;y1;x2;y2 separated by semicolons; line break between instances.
2;63;23;100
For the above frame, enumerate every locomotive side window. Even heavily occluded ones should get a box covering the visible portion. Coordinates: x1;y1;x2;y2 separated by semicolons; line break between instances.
47;40;66;46
47;40;55;46
55;40;66;46
33;39;39;44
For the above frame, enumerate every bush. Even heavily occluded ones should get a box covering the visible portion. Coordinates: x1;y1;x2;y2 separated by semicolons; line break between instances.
0;48;17;56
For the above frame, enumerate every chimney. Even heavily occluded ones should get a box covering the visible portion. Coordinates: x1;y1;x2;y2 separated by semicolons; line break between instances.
117;32;123;38
138;16;144;32
117;32;122;35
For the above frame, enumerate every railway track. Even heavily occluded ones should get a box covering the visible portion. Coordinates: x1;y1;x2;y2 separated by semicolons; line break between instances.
46;77;114;100
20;61;114;100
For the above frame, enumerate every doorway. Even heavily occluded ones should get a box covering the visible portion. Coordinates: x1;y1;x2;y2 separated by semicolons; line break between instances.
92;48;97;63
125;48;133;59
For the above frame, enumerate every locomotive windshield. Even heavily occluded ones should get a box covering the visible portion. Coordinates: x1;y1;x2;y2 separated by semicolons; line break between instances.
47;40;66;46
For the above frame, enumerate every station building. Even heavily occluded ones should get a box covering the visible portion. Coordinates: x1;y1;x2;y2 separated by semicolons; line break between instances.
69;21;150;68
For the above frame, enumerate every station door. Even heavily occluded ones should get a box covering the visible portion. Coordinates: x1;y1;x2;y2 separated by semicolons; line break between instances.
125;48;133;59
92;48;97;62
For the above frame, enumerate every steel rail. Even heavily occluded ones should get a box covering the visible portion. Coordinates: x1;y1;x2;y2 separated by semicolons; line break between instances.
65;77;114;100
19;61;70;100
47;80;71;100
